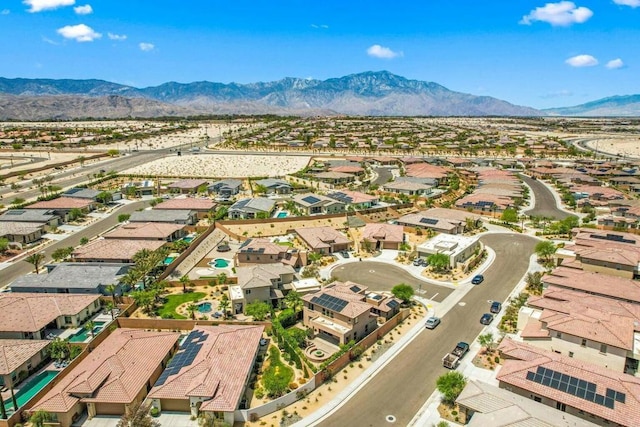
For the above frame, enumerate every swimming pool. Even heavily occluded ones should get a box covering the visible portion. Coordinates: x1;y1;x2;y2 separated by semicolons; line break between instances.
182;235;195;243
198;302;212;313
4;370;58;411
163;256;175;265
69;321;106;343
276;211;288;218
208;258;230;268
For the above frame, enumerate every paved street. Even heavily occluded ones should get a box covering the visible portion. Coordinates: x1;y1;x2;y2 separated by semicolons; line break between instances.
331;261;453;302
521;174;573;220
0;200;149;287
317;233;537;427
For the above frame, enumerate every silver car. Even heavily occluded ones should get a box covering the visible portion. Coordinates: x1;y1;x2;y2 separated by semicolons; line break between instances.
425;316;441;329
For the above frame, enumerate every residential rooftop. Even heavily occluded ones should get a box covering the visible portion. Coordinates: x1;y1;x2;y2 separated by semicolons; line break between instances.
26;197;94;210
236;263;295;290
129;209;194;223
103;222;185;240
362;223;404;244
0;339;50;376
154;197;216;211
295;226;350;250
72;238;165;261
543;266;640;304
10;263;132;292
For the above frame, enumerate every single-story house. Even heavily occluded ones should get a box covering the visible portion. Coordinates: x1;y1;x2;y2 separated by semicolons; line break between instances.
228;198;275;219
72;238;165;263
168;179;209;194
154;197;216;219
122;180;155;197
0;209;61;228
361;223;404;250
295;226;350;254
208;179;243;197
148;325;264;425
129;209;197;225
396;208;482;235
254;178;292;195
30;329;179;427
0;293;101;340
292;193;346;216
0;339;51;390
10;262;132;295
103;222;186;242
326;190;379;210
25;197;97;221
0;221;45;244
313;171;356;184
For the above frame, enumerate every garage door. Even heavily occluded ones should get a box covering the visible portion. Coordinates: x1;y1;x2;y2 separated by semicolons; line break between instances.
95;402;125;415
161;399;190;412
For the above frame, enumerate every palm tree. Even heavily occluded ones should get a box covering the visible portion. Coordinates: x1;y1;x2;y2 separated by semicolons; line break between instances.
105;284;118;307
179;275;190;293
105;301;115;320
186;303;198;320
84;320;96;338
285;291;303;314
218;295;230;319
26;252;45;274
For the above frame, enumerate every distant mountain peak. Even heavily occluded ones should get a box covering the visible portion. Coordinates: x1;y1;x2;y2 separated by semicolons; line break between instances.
544;94;640;117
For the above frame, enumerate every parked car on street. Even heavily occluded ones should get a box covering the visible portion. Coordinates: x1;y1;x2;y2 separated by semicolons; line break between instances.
480;313;494;325
490;301;502;314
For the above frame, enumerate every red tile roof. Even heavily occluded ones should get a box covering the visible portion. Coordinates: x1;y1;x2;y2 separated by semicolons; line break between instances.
498;339;640;427
543;266;640;303
31;329;179;413
0;339;50;375
27;197;93;210
148;325;263;412
72;238;165;261
104;222;185;240
154;198;216;211
362;223;404;244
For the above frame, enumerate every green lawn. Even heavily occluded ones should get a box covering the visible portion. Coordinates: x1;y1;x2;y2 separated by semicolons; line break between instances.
276;241;294;247
262;346;294;397
159;292;206;319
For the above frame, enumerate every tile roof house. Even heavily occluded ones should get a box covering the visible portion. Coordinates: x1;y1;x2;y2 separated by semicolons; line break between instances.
0;339;50;389
26;197;97;220
405;163;450;183
313;171;356;184
148;325;264;425
497;338;640;427
292;193;346;216
0;293;101;340
455;193;513;212
62;188;101;201
0;221;45;244
542;266;640;304
396;208;481;235
361;223;404;250
154;197;216;218
326;190;379;209
0;209;61;228
235;238;304;268
518;287;640;373
230;263;296;314
382;180;434;196
228;198;275;219
302;282;380;345
103;222;185;242
168;179;209;194
129;209;197;225
207;179;243;198
456;379;594;427
72;238;165;263
295;226;350;254
254;178;292;194
30;328;179;427
10;262;132;296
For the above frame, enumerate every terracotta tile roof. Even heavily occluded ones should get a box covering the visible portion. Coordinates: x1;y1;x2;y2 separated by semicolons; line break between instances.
148;325;263;412
0;221;44;236
31;329;179;413
103;222;185;240
405;163;450;179
362;223;404;244
543;266;640;303
0;293;100;333
236;263;294;290
168;179;209;190
0;339;50;375
154;198;216;211
238;238;287;256
72;238;165;261
295;227;350;250
329;165;364;174
303;282;372;319
26;197;93;210
527;288;640;349
520;318;550;339
498;339;640;427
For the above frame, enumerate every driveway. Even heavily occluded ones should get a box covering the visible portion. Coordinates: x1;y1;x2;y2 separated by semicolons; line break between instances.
521;174;573;220
317;233;537;427
330;261;452;302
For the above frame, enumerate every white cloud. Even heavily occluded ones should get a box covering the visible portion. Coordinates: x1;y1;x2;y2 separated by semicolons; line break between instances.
565;54;598;67
541;89;573;99
139;42;155;51
1;9;10;15
73;4;92;15
606;58;624;69
42;36;59;45
24;0;75;13
56;24;101;42
366;44;403;59
311;24;329;29
520;1;593;26
614;0;640;7
108;32;127;41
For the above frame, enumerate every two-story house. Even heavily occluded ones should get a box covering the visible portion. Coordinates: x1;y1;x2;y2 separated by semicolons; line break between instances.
229;263;295;314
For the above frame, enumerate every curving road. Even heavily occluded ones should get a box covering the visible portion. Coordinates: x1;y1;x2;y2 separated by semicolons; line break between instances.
316;233;537;427
331;261;452;302
521;174;573;220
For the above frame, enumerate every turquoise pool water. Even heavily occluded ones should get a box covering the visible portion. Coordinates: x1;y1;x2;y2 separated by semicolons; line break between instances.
276;211;288;218
198;302;212;313
4;370;58;411
69;321;106;343
182;235;195;243
163;256;176;265
209;258;230;268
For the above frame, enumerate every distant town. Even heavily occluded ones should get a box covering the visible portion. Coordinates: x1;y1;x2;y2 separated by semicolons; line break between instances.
0;116;639;427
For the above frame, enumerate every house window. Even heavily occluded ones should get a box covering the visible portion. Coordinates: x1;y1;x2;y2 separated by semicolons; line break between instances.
309;304;314;311
94;301;99;308
64;316;72;324
581;338;587;347
569;351;574;358
245;290;251;295
600;344;607;354
533;396;542;403
555;331;562;339
354;317;359;324
556;402;566;412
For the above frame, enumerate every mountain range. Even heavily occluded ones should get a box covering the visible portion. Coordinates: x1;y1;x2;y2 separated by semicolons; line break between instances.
0;71;636;119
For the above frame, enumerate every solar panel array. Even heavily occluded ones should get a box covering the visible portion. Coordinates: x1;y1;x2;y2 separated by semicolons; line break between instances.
326;192;352;204
154;329;208;387
350;285;361;293
4;210;25;215
525;366;626;410
302;196;321;204
419;217;439;225
387;299;399;309
311;293;349;313
590;233;636;245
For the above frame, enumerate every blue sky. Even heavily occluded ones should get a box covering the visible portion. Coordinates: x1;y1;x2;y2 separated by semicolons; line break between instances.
0;0;638;109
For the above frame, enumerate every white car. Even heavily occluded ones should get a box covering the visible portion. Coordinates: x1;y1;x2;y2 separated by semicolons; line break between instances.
425;317;441;329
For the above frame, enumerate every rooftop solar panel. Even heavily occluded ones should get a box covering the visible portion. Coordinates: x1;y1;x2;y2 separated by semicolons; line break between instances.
302;196;321;204
154;329;208;387
419;217;438;225
311;293;349;313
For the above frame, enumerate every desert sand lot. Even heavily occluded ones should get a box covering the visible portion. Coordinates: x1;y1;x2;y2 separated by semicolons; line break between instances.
123;153;312;178
583;137;640;158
